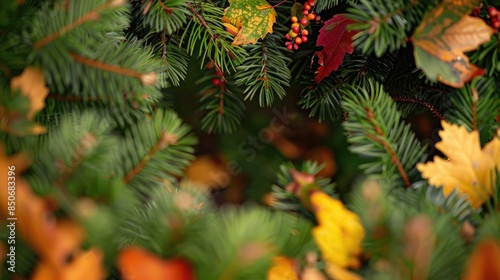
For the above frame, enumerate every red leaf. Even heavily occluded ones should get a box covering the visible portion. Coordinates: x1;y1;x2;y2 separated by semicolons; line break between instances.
314;14;358;83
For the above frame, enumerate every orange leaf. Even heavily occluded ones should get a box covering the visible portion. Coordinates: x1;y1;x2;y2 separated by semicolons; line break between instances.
32;248;106;280
267;256;299;280
118;247;195;280
462;239;500;280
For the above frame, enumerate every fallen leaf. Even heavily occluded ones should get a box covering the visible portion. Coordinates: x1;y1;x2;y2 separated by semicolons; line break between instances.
314;14;358;83
411;0;493;87
222;0;277;46
118;247;195;280
311;191;365;269
185;155;229;189
417;122;499;208
268;256;299;280
461;239;500;280
32;248;106;280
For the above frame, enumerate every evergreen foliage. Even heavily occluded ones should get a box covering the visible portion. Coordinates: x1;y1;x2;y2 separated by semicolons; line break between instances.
1;0;500;279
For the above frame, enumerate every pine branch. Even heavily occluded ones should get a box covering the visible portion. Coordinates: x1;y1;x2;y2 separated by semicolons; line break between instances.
137;0;191;34
347;0;438;57
113;109;196;192
123;131;178;184
341;80;427;188
235;34;291;107
34;0;124;49
196;70;245;134
180;2;247;74
446;77;500;144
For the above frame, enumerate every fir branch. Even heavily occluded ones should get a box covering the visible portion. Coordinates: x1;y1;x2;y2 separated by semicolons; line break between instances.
180;2;246;74
347;0;438;56
365;107;411;188
446;77;500;144
341;80;427;188
235;34;291;107
33;0;124;49
124;131;177;184
113;109;196;191
197;72;245;134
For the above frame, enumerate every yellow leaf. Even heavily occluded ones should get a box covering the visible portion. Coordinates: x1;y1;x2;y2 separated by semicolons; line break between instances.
222;0;277;46
10;67;49;119
325;264;363;280
417;121;499;208
310;192;365;269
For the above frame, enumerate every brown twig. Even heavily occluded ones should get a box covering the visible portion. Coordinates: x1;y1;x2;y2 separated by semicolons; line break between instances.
392;97;445;121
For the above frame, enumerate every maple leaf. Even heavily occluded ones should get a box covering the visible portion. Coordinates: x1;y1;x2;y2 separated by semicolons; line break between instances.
417;121;500;208
411;0;493;88
314;14;358;83
222;0;276;46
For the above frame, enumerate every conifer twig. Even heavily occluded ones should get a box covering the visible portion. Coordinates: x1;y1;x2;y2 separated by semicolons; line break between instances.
365;108;411;188
34;0;125;49
124;132;177;184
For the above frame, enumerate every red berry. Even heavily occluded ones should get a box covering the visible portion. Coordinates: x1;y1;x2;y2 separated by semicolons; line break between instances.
301;35;308;43
295;37;302;44
494;20;500;28
315;15;321;21
287;44;293;50
293;44;299;50
301;29;309;36
309;0;315;6
300;17;308;26
285;33;291;40
308;13;316;20
304;3;311;10
489;6;498;16
291;16;298;23
292;26;300;33
212;78;221;86
303;10;309;15
285;41;291;46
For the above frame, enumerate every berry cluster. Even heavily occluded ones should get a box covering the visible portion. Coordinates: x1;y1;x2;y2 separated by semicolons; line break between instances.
472;5;500;31
284;0;318;51
488;6;500;29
